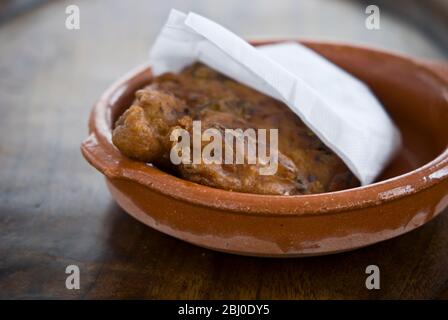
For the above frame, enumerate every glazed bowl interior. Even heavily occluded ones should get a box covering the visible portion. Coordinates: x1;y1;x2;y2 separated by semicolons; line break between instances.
109;43;447;184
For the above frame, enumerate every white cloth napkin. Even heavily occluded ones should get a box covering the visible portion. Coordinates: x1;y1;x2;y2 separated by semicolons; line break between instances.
149;9;401;185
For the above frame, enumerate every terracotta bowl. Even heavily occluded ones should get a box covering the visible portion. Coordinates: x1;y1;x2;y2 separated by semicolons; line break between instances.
81;40;448;257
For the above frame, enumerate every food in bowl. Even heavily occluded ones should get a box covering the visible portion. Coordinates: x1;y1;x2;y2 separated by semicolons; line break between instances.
112;63;359;195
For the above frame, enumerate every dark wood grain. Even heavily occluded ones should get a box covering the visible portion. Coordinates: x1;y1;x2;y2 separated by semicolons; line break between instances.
0;0;447;299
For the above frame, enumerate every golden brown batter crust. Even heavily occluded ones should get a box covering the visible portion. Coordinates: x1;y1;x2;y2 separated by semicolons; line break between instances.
112;63;359;195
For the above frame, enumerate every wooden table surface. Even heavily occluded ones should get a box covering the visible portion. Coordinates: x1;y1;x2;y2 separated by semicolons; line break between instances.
0;0;447;299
